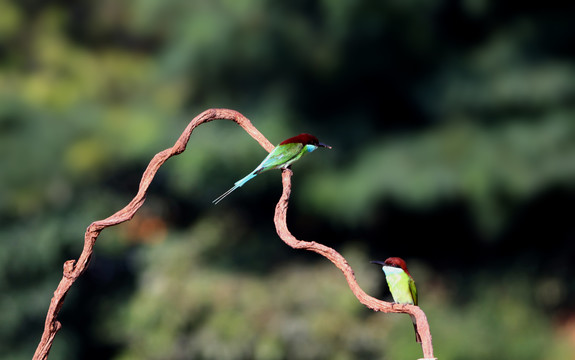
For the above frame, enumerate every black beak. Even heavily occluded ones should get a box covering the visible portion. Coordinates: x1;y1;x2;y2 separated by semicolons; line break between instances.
319;142;332;149
370;260;386;266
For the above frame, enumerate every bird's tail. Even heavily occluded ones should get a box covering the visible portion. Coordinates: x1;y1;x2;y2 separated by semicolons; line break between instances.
234;171;258;188
212;172;258;204
410;314;422;343
212;185;239;204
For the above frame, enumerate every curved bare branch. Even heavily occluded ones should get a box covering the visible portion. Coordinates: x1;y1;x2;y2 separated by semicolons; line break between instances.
34;108;435;360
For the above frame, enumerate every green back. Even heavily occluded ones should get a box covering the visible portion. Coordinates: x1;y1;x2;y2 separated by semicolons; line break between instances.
409;277;418;306
257;142;304;172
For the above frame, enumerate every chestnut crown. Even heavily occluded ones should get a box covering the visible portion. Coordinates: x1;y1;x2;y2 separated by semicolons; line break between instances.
371;257;412;277
279;133;331;148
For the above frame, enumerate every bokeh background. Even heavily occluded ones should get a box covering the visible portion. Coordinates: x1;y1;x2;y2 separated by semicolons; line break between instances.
1;0;575;359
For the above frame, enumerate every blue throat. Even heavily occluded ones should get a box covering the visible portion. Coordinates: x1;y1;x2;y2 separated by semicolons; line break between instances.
305;144;318;153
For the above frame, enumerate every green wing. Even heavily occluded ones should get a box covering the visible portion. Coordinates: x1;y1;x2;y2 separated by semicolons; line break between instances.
256;143;304;172
409;278;418;306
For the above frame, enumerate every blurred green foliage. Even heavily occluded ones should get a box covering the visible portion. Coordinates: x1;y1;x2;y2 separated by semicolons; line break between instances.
1;0;574;359
307;115;575;231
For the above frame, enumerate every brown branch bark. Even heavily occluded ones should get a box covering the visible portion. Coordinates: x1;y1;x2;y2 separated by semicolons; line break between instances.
33;109;273;360
34;108;435;360
274;169;436;360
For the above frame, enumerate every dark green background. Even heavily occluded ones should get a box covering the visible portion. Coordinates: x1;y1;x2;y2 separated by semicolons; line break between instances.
1;0;574;359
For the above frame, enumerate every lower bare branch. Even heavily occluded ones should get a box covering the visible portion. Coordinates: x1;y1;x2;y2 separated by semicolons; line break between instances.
274;169;436;359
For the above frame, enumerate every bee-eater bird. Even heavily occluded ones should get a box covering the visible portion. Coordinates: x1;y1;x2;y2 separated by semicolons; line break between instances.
371;257;421;343
213;133;332;204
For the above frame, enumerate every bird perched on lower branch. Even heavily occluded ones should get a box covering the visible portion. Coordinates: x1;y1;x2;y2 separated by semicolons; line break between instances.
371;257;422;343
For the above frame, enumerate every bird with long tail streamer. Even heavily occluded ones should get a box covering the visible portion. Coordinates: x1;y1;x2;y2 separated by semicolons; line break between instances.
213;133;331;204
